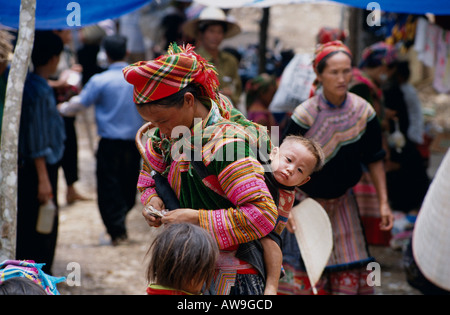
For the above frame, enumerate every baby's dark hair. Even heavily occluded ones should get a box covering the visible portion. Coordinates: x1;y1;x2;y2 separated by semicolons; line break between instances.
146;223;218;293
282;135;325;173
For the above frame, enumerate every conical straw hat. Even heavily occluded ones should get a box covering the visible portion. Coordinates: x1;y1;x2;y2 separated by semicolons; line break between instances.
291;197;333;294
183;6;241;39
412;149;450;292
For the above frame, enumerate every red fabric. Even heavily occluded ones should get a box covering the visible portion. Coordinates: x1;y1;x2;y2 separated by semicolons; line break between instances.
317;27;347;44
221;245;259;275
146;286;190;295
237;268;259;275
360;217;391;246
416;134;433;160
202;175;226;197
313;40;352;70
278;267;375;295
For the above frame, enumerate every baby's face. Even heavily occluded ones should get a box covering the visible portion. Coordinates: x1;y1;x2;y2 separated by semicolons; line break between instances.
270;141;317;187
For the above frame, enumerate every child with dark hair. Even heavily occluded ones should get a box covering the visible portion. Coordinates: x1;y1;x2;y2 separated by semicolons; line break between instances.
16;31;66;274
0;260;65;295
146;223;219;295
0;277;47;295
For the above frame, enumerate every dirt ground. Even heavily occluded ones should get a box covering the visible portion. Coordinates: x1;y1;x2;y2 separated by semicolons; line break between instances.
51;108;424;295
52;94;442;296
50;3;449;295
51;107;428;295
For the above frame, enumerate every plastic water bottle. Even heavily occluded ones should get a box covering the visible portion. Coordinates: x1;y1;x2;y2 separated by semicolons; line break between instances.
36;200;56;234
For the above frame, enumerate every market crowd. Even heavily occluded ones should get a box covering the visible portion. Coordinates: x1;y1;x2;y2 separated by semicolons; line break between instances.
1;1;448;295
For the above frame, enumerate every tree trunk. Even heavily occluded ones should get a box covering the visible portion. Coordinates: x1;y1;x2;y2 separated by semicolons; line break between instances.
0;0;36;261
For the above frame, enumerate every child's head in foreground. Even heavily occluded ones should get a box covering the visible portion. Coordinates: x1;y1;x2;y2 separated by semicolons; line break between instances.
146;223;218;294
0;277;47;295
270;135;325;187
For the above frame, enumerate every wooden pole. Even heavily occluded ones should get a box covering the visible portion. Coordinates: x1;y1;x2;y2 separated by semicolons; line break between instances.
258;7;270;74
0;0;36;261
348;7;363;67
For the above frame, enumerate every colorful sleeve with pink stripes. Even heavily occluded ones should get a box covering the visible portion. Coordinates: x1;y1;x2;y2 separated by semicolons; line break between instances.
137;139;168;205
198;156;278;250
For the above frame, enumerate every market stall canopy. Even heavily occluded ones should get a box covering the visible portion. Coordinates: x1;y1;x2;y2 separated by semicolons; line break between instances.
2;0;449;30
193;0;450;15
0;0;150;30
193;0;326;8
332;0;450;15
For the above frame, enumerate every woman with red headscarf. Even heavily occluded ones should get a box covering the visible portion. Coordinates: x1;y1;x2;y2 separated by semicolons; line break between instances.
123;43;277;295
278;41;394;295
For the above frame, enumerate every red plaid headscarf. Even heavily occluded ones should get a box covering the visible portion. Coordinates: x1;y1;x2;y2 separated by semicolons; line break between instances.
313;40;352;70
123;43;220;104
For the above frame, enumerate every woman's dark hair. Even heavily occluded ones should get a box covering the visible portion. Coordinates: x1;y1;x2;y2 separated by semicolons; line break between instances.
0;277;47;295
315;50;353;74
32;31;64;67
138;83;208;108
146;223;218;293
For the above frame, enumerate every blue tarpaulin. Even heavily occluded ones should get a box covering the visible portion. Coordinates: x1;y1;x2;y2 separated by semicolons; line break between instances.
332;0;450;15
1;0;449;31
0;0;151;30
194;0;450;15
